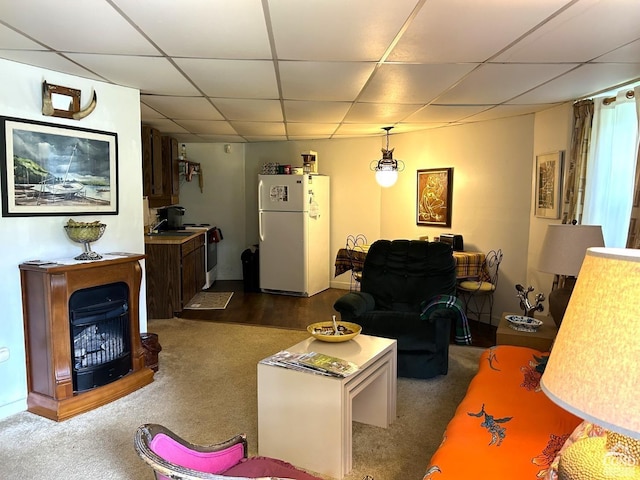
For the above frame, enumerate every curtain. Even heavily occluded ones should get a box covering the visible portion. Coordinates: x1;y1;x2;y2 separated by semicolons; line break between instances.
626;86;640;248
562;100;593;225
582;89;639;247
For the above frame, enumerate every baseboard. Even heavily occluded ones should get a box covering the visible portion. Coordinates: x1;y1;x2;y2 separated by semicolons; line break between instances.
0;397;27;421
330;279;350;290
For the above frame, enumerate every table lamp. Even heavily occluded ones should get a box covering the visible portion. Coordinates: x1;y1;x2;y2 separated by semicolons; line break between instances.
540;247;640;479
537;224;604;327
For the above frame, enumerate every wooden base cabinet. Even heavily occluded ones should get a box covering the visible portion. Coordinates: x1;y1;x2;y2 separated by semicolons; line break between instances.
145;234;205;318
19;254;154;421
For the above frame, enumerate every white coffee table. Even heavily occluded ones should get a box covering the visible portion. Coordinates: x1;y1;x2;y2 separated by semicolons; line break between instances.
257;334;397;479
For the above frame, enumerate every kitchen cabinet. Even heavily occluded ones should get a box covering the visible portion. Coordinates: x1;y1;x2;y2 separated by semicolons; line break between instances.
144;233;205;318
141;125;179;208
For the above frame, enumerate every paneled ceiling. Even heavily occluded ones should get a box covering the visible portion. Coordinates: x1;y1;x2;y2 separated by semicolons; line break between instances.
1;0;639;143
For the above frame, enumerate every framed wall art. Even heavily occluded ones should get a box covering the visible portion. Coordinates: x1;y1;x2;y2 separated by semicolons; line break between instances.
417;167;453;227
535;151;564;219
0;116;118;217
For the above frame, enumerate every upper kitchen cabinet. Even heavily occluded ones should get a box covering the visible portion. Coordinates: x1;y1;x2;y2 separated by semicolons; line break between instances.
141;125;179;208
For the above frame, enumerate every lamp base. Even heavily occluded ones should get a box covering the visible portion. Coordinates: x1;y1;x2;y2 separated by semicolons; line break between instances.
549;277;577;328
558;435;640;480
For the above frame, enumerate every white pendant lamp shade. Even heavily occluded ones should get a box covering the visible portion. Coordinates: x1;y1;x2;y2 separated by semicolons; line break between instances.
370;126;405;188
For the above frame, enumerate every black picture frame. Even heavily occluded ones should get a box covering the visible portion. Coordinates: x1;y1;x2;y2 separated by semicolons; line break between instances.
417;167;453;227
0;116;118;217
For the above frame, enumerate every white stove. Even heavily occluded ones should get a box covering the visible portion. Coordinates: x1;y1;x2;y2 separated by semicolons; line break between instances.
183;223;217;289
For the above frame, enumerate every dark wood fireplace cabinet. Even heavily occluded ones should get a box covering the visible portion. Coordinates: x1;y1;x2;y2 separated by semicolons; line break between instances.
19;253;154;421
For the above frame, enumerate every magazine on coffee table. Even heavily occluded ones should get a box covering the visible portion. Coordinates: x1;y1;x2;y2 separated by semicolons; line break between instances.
260;351;358;377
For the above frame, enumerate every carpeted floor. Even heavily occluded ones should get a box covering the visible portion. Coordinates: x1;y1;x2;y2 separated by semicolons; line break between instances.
0;319;484;480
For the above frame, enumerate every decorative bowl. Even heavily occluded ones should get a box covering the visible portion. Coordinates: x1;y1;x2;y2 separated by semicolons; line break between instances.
307;321;361;343
64;220;106;260
64;223;106;243
506;314;543;333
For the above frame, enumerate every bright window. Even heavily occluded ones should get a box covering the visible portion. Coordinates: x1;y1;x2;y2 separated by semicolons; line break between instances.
583;89;640;247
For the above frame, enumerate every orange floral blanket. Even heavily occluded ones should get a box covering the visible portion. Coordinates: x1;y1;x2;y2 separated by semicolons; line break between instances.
424;345;581;479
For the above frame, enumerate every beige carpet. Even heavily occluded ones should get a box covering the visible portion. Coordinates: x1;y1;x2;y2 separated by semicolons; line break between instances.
184;291;234;310
0;319;483;480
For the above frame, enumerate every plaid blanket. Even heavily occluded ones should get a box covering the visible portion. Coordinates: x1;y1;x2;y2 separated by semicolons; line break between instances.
420;294;472;345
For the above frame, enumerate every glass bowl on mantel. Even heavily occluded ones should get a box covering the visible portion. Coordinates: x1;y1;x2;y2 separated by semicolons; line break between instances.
64;220;106;260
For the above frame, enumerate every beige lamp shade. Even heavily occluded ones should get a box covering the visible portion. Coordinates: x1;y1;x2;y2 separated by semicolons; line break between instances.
538;224;605;276
540;247;640;439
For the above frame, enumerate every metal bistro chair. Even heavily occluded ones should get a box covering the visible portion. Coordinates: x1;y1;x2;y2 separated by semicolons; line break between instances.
457;249;503;325
134;423;322;480
345;234;368;291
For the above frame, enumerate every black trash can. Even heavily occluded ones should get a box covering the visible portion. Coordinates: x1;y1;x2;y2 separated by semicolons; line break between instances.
241;246;260;292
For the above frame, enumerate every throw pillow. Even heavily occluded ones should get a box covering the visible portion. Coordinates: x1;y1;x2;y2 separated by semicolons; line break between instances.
222;456;323;480
545;420;607;480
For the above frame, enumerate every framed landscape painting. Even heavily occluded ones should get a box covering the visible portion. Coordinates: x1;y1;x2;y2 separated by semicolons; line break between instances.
0;116;118;217
417;167;453;227
535;151;563;219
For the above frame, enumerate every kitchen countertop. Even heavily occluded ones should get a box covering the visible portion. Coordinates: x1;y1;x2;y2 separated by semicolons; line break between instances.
144;231;204;245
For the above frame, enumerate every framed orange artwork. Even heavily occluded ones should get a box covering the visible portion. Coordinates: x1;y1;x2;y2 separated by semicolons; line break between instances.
417;167;453;227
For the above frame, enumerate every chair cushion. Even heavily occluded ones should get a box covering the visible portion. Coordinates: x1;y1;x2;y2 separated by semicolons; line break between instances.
150;433;244;474
222;456;323;479
459;280;495;292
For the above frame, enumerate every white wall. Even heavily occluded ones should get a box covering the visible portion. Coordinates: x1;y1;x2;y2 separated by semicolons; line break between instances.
527;103;574;310
177;143;246;280
0;59;145;419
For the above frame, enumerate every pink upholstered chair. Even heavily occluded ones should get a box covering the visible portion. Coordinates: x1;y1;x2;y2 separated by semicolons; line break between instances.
134;424;322;480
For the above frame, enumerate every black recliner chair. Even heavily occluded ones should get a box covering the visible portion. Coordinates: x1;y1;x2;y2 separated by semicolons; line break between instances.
333;239;458;379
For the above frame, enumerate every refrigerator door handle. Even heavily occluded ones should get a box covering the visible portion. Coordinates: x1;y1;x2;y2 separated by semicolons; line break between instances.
259;211;264;242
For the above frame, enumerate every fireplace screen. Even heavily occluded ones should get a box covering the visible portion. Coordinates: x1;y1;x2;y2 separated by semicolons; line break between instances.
69;282;132;392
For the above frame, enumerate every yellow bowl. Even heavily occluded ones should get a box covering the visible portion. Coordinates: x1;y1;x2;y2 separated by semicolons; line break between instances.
307;321;362;343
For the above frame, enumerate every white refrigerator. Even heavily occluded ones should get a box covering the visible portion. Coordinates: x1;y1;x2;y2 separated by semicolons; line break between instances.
258;174;330;296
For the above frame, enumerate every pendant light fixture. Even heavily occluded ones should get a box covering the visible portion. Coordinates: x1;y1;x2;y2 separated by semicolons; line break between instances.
370;126;405;187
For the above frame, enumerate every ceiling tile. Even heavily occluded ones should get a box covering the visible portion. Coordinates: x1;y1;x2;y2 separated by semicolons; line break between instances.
141;119;190;133
333;124;392;136
344;102;424;124
463;104;563;123
2;0;158;55
269;0;420;61
66;54;200;95
175;58;279;98
141;95;224;120
140;103;166;120
242;136;288;142
435;63;578;104
212;98;283;122
0;23;44;49
284;100;351;122
405;105;493;123
279;61;376;101
192;134;248;143
596;39;640;63
174;120;237;135
286;123;339;136
494;0;640;62
230;121;286;136
2;0;638;141
0;50;105;79
510;63;640;104
113;0;272;59
388;0;574;62
358;63;478;104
